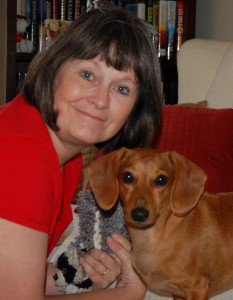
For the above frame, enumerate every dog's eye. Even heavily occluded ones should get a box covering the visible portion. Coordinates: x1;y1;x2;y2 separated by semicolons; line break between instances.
122;172;134;183
155;175;168;186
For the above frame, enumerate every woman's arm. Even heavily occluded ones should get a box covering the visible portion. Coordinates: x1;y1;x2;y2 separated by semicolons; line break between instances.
0;218;146;300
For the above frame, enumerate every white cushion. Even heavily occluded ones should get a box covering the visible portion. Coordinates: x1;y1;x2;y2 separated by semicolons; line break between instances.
177;38;233;108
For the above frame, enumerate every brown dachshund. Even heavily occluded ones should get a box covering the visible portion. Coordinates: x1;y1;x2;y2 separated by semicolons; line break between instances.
88;147;233;300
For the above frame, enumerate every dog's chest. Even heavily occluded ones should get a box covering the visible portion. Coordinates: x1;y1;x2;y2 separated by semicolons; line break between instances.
132;250;185;298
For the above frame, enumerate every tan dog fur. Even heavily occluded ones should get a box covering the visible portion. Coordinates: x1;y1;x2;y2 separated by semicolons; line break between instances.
88;147;233;300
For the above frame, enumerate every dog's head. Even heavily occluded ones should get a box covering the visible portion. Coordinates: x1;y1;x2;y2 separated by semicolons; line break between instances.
88;148;207;227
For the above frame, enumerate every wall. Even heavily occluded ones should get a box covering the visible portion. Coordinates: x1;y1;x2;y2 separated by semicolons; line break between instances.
196;0;233;42
0;0;6;105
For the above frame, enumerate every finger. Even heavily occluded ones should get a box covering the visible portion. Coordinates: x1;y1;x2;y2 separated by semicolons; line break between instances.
80;252;120;288
106;234;132;263
81;252;109;277
109;233;132;252
80;255;115;289
89;248;121;273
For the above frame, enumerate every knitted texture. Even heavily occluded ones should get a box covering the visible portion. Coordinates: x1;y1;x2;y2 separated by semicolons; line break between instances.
53;189;129;293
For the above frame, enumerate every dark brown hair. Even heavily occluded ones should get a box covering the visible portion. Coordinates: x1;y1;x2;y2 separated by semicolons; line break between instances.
23;7;162;151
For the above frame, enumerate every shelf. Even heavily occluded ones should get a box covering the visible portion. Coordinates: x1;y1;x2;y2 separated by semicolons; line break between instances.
6;0;196;104
16;53;35;62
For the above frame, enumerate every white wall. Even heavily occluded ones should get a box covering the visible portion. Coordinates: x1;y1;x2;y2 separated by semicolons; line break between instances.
196;0;233;42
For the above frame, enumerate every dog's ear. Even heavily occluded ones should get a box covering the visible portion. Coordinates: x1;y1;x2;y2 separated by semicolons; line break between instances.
169;151;207;217
87;148;128;210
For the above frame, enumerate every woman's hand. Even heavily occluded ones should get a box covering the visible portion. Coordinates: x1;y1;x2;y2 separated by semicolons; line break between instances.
107;233;147;298
80;247;121;290
80;233;146;300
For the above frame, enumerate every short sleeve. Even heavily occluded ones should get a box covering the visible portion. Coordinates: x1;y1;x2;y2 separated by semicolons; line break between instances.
0;136;61;233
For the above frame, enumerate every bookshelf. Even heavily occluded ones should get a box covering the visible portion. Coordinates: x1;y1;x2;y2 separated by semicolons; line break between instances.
6;0;196;104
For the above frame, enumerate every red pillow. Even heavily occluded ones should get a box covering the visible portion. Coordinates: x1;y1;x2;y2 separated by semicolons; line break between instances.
154;105;233;193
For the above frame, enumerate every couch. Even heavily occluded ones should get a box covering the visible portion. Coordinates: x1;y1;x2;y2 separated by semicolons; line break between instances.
49;38;233;299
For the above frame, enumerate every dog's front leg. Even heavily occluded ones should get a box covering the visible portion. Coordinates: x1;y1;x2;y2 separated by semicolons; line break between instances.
173;292;209;300
173;276;209;300
187;280;209;300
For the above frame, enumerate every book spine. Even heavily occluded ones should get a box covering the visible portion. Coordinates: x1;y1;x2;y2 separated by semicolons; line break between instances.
29;0;39;52
167;0;176;60
17;0;26;16
66;0;74;21
124;1;146;20
17;0;23;15
74;0;80;19
60;0;67;20
25;0;31;23
158;0;167;58
137;2;146;20
176;0;184;53
53;0;59;19
46;0;53;19
21;0;27;16
38;0;47;51
153;0;159;33
146;0;153;24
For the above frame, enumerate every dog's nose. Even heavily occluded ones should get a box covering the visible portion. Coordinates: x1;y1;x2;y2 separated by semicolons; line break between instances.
131;207;149;223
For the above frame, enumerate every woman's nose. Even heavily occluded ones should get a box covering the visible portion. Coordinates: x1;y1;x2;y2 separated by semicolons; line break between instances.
88;86;110;109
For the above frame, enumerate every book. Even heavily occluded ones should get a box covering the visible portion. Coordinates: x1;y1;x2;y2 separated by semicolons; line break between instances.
60;0;67;20
74;0;80;20
17;0;26;16
66;0;75;21
46;0;53;19
146;0;153;25
137;2;146;20
158;0;168;58
38;0;47;51
152;0;159;34
167;0;176;60
124;0;146;20
29;0;39;52
25;0;31;23
53;0;59;19
176;0;184;53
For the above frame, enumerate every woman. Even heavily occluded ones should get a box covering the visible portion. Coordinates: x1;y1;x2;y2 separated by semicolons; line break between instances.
0;7;162;300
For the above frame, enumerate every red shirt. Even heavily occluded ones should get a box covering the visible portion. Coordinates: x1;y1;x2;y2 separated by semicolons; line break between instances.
0;94;82;254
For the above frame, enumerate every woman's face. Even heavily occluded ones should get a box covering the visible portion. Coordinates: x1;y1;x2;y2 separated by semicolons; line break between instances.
53;56;138;150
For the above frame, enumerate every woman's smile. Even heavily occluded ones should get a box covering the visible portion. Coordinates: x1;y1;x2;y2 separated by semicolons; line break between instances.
51;56;138;160
72;106;105;123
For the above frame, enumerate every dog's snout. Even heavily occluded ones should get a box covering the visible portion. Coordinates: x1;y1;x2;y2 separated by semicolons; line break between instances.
131;207;149;223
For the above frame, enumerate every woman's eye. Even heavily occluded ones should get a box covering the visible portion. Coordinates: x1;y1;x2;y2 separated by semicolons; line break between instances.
117;86;129;95
81;71;93;81
155;175;168;186
122;172;134;183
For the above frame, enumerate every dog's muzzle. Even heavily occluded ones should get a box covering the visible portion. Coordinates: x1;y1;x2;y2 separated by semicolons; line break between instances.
131;207;149;223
